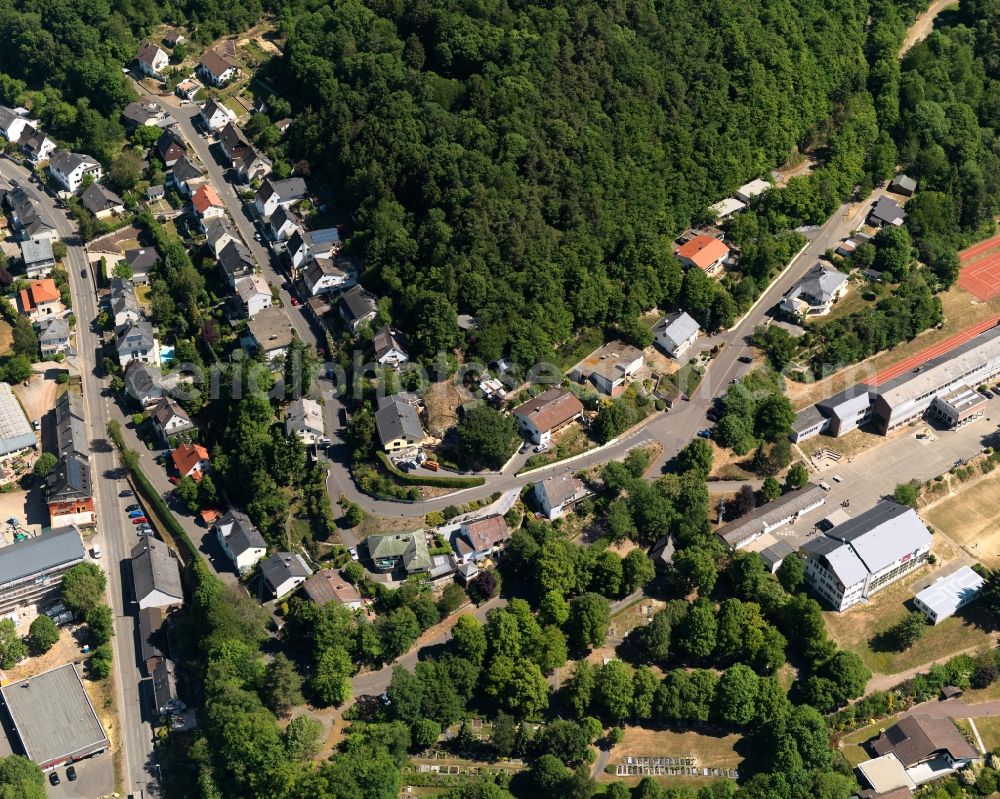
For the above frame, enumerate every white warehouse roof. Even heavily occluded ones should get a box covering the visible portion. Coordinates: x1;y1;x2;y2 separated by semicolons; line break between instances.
914;565;985;622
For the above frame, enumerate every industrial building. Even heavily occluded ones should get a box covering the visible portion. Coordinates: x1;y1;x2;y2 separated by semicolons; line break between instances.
0;381;36;458
0;526;84;613
913;565;985;624
1;663;110;770
928;385;988;430
801;501;932;611
714;484;826;550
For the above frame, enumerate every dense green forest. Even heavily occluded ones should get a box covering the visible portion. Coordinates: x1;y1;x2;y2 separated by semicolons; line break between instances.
272;0;883;361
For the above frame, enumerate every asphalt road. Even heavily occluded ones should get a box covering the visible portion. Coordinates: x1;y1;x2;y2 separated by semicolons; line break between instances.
0;158;161;797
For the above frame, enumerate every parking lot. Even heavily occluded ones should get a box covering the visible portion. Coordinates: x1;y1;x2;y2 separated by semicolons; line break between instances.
45;754;114;799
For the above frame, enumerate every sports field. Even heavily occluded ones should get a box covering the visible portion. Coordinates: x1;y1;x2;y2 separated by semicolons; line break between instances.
958;232;1000;301
924;471;1000;569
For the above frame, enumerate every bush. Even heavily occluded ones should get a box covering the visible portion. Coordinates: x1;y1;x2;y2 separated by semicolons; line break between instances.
90;643;113;680
28;614;59;653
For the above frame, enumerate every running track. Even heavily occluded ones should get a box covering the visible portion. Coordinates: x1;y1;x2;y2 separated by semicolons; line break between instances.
871;316;1000;384
958;232;1000;301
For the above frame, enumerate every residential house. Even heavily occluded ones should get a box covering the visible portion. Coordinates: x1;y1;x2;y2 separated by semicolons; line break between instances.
215;510;268;575
163;29;185;47
269;206;300;242
338;285;378;333
116;319;158;367
171;442;210;480
708;197;746;221
38;317;70;357
869;714;979;784
735;178;773;204
80;183;124;219
375;395;427;452
715;483;826;550
779;263;848;318
150;398;194;446
675;235;730;274
48;150;102;193
366;531;431;574
124;361;163;407
254;177;307;218
235;274;272;318
121;98;173;130
45;452;94;526
205;219;237;258
801;501;932;611
913;565;985;624
533;474;590;520
4;186;57;242
144;184;164;203
288;227;341;269
218;122;271;182
54;391;85;460
110;278;142;327
130;538;183;610
191;183;225;229
197;48;240;87
124;247;160;286
174;78;201;101
374;326;408;367
275;118;293;135
512;387;584;445
452;515;510;563
889;174;917;197
217;240;255;287
18;127;55;165
219;122;251;161
137;41;169;78
168;157;206;196
284;397;324;445
301;570;363;610
653;311;701;358
0;105;34;143
869;196;907;227
569;340;644;396
151;657;185;717
247;306;294;362
19;236;55;278
198;98;236;131
18;278;63;323
156;128;187;168
303;256;353;296
260;553;312;599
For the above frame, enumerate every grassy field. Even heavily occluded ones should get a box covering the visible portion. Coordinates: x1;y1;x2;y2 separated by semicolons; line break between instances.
822;551;995;675
839;712;905;766
812;281;887;327
796;425;884;459
924;471;1000;569
973;716;1000;751
600;725;746;786
0;319;12;356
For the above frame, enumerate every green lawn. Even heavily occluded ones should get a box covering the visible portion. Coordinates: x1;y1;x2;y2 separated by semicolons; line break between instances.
973;716;1000;751
839;712;905;766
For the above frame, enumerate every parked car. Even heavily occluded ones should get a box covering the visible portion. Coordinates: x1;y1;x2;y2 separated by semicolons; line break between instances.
832;474;843;483
91;546;102;559
128;509;145;519
49;772;60;786
126;504;141;512
131;516;148;525
290;298;301;307
348;547;358;561
423;460;440;472
66;766;77;782
120;489;134;497
136;524;153;533
697;429;712;439
738;355;753;364
818;481;832;491
32;419;40;431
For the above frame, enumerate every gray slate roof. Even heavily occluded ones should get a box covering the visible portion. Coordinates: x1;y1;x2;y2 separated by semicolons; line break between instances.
117;319;156;354
44;452;92;502
785;263;847;306
653;310;700;351
49;150;98;176
870;196;907;226
260;552;312;591
130;537;183;604
54;391;86;458
375;397;425;445
216;509;266;556
339;285;377;322
20;236;53;266
38;316;70;345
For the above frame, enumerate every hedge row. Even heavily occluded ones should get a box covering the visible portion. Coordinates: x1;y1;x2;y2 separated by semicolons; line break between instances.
107;421;200;564
376;451;486;489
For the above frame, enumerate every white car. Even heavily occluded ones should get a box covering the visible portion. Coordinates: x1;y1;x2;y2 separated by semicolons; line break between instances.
832;474;843;483
348;547;358;561
91;546;102;559
818;481;832;491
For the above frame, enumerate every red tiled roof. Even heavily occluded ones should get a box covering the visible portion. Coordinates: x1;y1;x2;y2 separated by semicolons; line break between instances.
172;443;210;478
192;184;222;214
676;235;729;270
461;515;509;551
28;279;60;305
513;388;584;433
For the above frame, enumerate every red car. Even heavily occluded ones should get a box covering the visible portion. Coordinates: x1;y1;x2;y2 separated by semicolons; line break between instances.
131;516;148;524
290;298;301;307
169;475;178;484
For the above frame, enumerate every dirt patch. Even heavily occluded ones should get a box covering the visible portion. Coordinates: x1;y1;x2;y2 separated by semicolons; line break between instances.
600;724;745;785
14;372;57;425
88;225;144;255
0;320;12;357
707;442;754;481
924;470;1000;568
6;622;87;679
423;380;469;439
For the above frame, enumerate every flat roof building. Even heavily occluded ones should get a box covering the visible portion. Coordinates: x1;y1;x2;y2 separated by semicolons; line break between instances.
913;565;985;624
1;663;109;769
872;324;1000;433
0;526;84;614
714;484;826;550
802;501;931;611
568;340;644;396
929;385;987;430
0;382;36;457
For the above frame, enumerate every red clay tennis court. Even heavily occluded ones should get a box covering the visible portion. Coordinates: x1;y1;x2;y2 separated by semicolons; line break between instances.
871;316;1000;385
958;232;1000;301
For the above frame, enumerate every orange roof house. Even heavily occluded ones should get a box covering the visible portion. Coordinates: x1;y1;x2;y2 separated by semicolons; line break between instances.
192;184;223;216
676;235;730;273
18;278;62;318
171;442;210;480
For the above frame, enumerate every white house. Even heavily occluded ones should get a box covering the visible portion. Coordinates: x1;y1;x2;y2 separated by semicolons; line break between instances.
215;510;267;575
131;538;183;610
284;397;324;445
0;105;34;143
38;316;70;356
19;237;55;279
110;278;142;328
512;387;584;446
48;150;102;193
302;256;352;296
235;274;273;318
269;206;300;242
116;319;159;367
191;183;225;227
374;326;408;367
254;177;307;218
198;48;240;87
452;515;510;562
137;41;170;78
533;474;590;520
653;311;701;358
260;553;312;599
198;98;236;131
247;306;294;363
150;398;195;446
